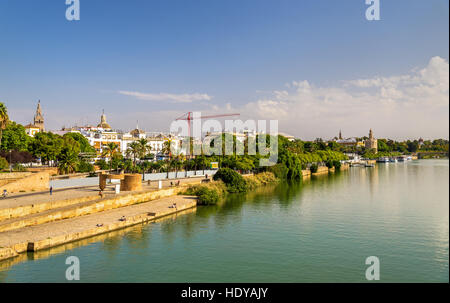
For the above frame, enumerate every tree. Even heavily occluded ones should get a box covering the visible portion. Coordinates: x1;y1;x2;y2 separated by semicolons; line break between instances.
102;142;120;172
0;157;8;171
136;138;152;180
0;121;30;151
0;102;9;149
57;136;81;174
213;167;248;193
161;138;174;160
126;141;141;167
63;132;95;153
58;146;79;174
29;132;64;165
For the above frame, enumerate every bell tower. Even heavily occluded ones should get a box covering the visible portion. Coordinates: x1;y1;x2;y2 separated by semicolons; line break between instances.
34;100;45;131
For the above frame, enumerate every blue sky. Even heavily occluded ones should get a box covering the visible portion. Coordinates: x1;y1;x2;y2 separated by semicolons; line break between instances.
0;0;448;139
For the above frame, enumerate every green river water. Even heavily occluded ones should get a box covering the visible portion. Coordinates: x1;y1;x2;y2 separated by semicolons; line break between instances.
0;160;448;282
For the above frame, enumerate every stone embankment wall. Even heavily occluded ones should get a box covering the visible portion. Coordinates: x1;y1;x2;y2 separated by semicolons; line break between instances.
0;172;49;194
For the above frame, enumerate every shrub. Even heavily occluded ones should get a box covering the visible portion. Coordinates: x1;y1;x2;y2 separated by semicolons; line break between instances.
213;168;248;193
310;163;318;173
333;160;341;170
246;172;279;190
0;157;8;171
181;182;227;205
268;163;288;179
13;163;27;172
195;186;220;205
325;161;333;169
95;159;109;170
77;160;95;173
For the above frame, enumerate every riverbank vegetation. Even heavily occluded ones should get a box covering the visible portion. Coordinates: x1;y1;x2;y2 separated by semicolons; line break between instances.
0;100;447;176
182;170;280;205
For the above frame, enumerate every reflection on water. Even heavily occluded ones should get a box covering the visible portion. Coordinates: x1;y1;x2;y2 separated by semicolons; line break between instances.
0;160;448;282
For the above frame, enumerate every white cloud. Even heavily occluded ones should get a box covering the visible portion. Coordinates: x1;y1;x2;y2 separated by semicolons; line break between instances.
215;56;449;140
118;91;212;103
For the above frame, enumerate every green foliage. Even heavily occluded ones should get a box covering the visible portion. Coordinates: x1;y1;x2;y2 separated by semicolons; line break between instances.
63;132;95;153
29;132;64;164
362;151;401;159
0;121;30;151
195;186;220;205
325;160;333;168
181;182;227;205
0;157;8;170
77;160;94;173
58;146;79;175
213;167;248;193
333;160;341;170
310;163;318;173
245;172;279;190
268;163;288;179
13;163;27;172
95;159;109;170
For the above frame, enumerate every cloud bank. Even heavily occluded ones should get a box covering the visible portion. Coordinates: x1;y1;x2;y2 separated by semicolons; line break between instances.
220;56;449;140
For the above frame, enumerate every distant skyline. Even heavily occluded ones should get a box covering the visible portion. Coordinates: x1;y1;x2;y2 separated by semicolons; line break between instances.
0;0;448;140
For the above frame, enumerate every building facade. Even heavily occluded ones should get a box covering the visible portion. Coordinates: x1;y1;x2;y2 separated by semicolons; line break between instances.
24;100;45;137
364;129;378;153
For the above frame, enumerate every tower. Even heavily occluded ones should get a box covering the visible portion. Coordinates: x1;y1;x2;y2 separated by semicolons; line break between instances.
97;110;112;130
339;130;342;140
33;100;45;131
365;129;378;153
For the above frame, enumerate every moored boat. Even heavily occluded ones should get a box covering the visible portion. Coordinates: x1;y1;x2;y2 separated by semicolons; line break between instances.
377;157;390;163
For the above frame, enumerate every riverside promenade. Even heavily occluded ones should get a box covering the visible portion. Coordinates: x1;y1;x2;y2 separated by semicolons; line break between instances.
0;175;207;262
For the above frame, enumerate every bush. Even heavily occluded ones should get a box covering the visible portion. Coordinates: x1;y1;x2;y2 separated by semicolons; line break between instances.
77;160;95;173
181;182;227;205
333;160;341;170
213;168;248;193
195;186;220;205
246;172;279;189
95;159;109;170
0;157;9;170
13;163;27;172
310;163;318;173
325;160;333;168
268;163;288;179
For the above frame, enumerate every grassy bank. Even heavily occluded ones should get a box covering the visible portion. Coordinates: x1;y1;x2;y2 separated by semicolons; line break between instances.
181;169;279;205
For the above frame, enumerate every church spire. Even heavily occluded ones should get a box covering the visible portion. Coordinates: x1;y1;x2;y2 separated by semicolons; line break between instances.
34;100;44;131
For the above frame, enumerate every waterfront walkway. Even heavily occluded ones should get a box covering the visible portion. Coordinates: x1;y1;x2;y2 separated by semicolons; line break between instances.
0;175;208;211
0;195;197;255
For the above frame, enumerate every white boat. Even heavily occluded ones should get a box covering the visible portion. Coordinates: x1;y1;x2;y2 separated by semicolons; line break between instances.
389;157;398;163
406;156;412;161
377;157;390;163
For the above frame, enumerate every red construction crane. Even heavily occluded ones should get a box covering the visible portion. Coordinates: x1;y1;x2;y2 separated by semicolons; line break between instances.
175;112;240;139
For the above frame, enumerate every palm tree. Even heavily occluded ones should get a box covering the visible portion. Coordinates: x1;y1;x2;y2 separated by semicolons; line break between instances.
126;141;141;167
102;142;119;173
136;138;151;180
0;102;9;149
58;147;78;175
161;138;173;161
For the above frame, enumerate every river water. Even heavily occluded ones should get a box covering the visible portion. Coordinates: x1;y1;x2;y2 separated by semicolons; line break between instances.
0;160;448;282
